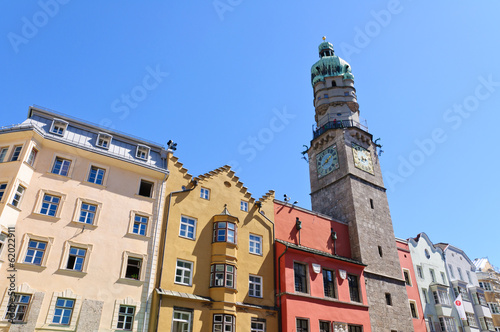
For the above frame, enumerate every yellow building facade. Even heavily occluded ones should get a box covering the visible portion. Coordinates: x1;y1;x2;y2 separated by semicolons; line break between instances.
150;157;278;331
0;106;169;331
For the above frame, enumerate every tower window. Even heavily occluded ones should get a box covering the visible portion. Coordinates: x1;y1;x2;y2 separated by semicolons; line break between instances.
331;80;336;87
324;94;328;98
378;246;383;257
370;199;374;209
385;293;392;305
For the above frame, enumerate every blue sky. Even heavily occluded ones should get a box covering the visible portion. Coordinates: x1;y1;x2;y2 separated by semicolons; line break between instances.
2;1;500;267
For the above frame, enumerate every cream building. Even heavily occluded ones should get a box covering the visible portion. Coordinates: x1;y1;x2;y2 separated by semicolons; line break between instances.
474;258;500;331
0;106;169;331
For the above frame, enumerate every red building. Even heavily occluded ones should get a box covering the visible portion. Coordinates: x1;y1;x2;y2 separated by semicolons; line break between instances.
396;238;427;332
274;200;372;332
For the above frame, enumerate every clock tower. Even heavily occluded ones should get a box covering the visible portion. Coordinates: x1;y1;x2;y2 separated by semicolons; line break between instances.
308;39;414;331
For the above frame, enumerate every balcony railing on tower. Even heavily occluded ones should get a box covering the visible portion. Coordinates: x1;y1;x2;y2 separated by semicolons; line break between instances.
313;116;368;139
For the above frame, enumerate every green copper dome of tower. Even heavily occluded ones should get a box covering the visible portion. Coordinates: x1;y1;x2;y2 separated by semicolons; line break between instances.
311;39;354;86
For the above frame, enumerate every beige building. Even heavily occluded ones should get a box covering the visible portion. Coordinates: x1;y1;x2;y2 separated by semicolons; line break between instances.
474;258;500;331
0;106;169;331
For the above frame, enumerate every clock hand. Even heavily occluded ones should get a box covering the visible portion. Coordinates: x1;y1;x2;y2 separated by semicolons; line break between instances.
322;155;332;166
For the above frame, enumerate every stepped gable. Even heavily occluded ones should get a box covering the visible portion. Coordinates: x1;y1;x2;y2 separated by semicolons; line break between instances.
193;165;274;205
169;155;194;180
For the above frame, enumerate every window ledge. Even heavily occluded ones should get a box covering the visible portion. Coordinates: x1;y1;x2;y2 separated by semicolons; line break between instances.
55;269;87;278
22;161;36;170
125;232;150;241
249;252;263;257
30;213;61;222
68;221;97;230
179;235;196;241
81;181;107;189
15;262;47;271
174;282;193;287
117;277;144;286
134;194;155;201
6;204;21;212
45;172;71;180
38;323;75;331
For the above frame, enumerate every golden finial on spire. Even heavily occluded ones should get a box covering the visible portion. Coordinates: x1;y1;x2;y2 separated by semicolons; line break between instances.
322;36;326;41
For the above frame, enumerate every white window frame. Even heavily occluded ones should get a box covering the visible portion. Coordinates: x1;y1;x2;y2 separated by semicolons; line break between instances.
117;305;135;331
9;145;23;162
0;147;8;162
429;269;436;282
417;265;423;279
249;275;263;298
489;302;500;314
136;144;150;160
111;297;140;331
86;164;107;186
200;187;210;200
10;183;26;209
172;310;192;332
44;289;82;330
240;200;248;212
251;318;265;332
466;312;478;328
128;211;151;237
175;259;193;286
409;300;419;319
96;132;112;149
120;252;147;282
249;234;263;255
26;146;38;167
50;119;69;136
50;156;73;177
403;268;412;286
0;182;8;203
59;241;93;274
18;233;54;268
213;314;235;332
179;215;197;240
34;189;66;219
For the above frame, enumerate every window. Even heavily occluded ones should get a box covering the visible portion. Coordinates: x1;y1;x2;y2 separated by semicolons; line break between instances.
175;259;193;286
96;133;112;149
179;216;196;240
344;91;349;96
323;269;336;298
448;264;455;278
476;292;487;306
369;198;374;209
296;318;309;332
378;246;383;257
417;265;423;278
479;317;487;330
213;222;236;243
320;321;330;332
0;147;8;162
240;200;248;212
200;187;210;200
50;119;68;136
11;185;25;207
125;257;142;280
138;179;154;197
294;262;308;293
348;274;361;302
173;310;192;332
466;313;478;328
79;203;97;224
348;325;363;332
249;234;262;255
132;214;148;236
385;293;392;305
52;298;74;325
422;289;429;303
40;194;61;216
10;145;23;161
52;157;71;176
5;293;31;323
87;166;105;185
27;147;38;166
410;301;418;318
251;318;265;332
441;272;447;284
213;314;235;332
466;271;472;283
403;270;411;286
24;240;47;265
249;275;262;298
489;302;500;314
136;145;150;160
439;317;457;332
425;249;430;259
457;267;463;281
480;282;493;291
331;80;337;87
117;305;135;330
453;286;469;301
210;264;236;288
433;289;451;305
430;269;436;282
486;318;495;331
0;183;7;202
66;247;86;271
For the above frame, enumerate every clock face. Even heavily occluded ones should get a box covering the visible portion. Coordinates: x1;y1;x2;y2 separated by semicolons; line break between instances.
352;143;374;174
316;145;339;178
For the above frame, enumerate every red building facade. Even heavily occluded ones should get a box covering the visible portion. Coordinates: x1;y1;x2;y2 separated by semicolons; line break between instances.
274;200;372;332
396;238;427;332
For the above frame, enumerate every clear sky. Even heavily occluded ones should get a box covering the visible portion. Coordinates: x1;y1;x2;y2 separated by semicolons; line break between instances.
2;1;500;267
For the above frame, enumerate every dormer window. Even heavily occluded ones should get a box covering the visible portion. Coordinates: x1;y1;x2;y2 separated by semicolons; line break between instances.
136;145;150;160
50;119;68;136
96;133;112;149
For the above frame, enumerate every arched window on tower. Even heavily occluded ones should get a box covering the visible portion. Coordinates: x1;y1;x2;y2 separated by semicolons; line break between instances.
331;80;336;87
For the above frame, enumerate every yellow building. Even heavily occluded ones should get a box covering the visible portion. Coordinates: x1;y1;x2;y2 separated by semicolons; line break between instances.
149;157;278;331
0;106;169;331
474;258;500;330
